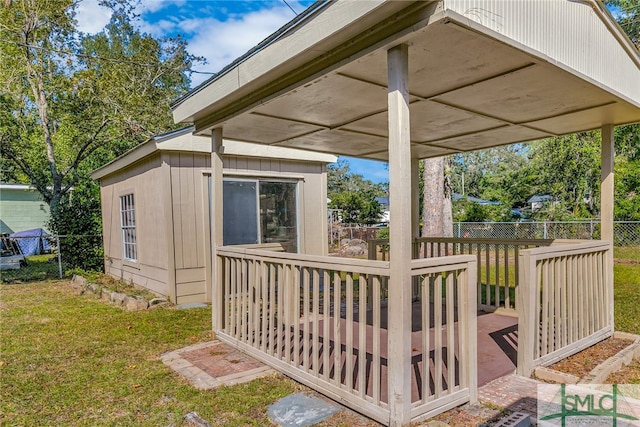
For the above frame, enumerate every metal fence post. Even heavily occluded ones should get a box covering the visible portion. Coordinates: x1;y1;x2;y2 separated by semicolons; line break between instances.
543;221;548;239
56;235;63;279
457;222;461;238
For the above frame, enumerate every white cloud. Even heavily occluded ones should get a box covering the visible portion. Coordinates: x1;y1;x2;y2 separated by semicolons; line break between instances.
183;6;294;86
75;0;112;34
138;0;187;14
138;18;180;38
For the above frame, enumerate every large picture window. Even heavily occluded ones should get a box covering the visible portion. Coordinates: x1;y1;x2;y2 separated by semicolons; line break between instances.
120;194;137;261
223;179;298;252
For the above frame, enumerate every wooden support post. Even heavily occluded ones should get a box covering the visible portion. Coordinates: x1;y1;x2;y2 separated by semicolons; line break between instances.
517;250;536;377
387;43;412;426
212;128;225;333
601;124;615;331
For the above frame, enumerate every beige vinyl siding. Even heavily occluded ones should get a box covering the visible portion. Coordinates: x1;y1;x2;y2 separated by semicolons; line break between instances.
168;152;211;303
175;268;207;305
104;258;168;294
445;0;640;106
100;154;169;297
98;143;330;304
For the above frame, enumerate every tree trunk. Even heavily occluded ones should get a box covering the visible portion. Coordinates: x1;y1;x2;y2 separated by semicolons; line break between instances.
421;157;453;254
443;156;453;238
422;157;444;237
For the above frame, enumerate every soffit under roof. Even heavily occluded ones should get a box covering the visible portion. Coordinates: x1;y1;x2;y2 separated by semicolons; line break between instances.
177;1;640;161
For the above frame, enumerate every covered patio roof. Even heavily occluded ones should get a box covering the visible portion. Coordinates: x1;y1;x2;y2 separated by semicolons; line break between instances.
172;0;640;161
170;1;639;425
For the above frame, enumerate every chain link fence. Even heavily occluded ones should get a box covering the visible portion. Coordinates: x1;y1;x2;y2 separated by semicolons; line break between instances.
1;234;103;282
329;221;640;260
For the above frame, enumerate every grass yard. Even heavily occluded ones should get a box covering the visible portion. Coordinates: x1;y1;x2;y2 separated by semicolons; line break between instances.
1;255;62;283
0;281;298;426
1;255;639;426
614;263;640;334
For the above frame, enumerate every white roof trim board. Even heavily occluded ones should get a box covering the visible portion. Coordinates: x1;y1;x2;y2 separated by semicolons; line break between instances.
171;0;640;161
91;127;337;180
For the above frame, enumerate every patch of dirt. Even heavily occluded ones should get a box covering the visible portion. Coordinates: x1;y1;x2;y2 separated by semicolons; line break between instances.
606;360;640;384
614;258;640;265
549;337;632;379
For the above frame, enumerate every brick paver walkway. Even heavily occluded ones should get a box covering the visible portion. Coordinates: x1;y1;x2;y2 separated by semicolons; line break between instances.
478;374;542;422
161;341;274;389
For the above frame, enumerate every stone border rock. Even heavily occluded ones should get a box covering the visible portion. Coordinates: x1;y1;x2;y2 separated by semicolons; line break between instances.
71;274;170;311
533;331;640;385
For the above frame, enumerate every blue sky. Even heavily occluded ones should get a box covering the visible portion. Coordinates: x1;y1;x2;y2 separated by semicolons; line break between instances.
74;0;390;184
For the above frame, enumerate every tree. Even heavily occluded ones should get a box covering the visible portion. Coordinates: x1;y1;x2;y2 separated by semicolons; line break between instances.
327;159;387;225
614;157;640;221
451;145;532;209
528;132;601;218
329;191;383;225
0;0;198;222
327;159;387;197
606;0;639;48
421;156;453;238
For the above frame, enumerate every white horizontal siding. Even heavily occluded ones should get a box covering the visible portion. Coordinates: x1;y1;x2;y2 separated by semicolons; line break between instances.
445;0;640;106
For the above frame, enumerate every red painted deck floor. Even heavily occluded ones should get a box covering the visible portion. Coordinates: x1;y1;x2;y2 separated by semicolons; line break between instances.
183;306;518;405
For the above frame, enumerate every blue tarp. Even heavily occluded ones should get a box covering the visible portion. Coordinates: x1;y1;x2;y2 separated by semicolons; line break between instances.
9;228;51;256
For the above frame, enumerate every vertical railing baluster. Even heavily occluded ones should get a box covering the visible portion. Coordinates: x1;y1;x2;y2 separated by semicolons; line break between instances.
446;272;456;393
358;276;366;398
373;275;381;405
313;269;320;376
434;274;443;397
421;274;430;402
323;269;330;381
333;271;341;386
293;266;301;367
345;274;354;391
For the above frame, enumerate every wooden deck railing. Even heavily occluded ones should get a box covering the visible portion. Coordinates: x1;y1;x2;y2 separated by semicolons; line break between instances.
215;246;478;425
516;241;613;377
409;255;477;421
369;237;552;312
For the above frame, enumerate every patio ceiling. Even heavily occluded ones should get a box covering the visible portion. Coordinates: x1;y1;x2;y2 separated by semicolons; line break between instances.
172;0;640;161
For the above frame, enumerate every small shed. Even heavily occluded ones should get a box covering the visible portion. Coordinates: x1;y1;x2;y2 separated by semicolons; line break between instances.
91;127;336;304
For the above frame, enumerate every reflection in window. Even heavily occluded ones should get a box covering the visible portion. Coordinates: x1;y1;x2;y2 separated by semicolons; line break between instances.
260;182;297;252
222;179;298;252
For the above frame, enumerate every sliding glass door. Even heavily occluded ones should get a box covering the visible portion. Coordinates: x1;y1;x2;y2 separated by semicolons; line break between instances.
222;178;298;252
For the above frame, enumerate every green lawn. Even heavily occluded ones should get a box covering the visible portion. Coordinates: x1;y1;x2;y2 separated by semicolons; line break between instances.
0;281;298;426
1;254;62;283
614;263;640;334
1;256;639;425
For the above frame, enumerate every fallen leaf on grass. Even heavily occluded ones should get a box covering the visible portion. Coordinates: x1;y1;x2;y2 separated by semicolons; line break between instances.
133;384;142;388
127;325;132;330
127;365;137;370
0;361;6;366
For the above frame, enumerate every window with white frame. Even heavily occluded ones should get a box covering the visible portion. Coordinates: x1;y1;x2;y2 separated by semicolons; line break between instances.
120;194;137;261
